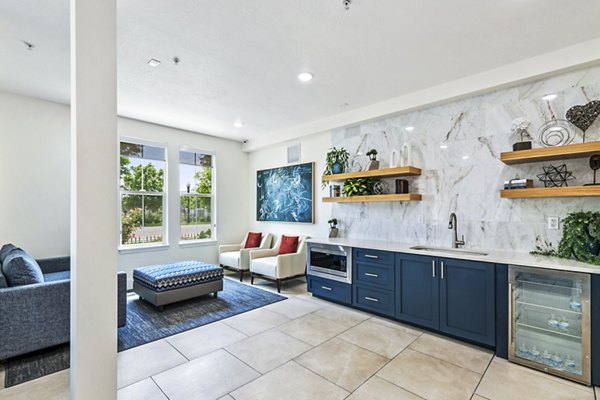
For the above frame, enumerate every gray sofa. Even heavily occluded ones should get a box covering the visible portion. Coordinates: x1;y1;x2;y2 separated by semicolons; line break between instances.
0;256;127;360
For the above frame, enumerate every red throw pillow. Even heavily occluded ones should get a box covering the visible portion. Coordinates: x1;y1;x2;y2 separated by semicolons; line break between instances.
279;235;299;255
244;232;262;248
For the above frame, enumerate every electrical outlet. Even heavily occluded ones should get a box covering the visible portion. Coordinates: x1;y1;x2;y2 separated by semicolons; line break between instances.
548;216;559;230
417;215;425;224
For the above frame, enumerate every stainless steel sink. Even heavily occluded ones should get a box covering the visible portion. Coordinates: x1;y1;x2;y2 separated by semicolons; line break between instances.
409;245;488;256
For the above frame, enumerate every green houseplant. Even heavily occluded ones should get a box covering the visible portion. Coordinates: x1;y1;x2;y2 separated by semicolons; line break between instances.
324;147;350;176
531;211;600;265
342;178;374;197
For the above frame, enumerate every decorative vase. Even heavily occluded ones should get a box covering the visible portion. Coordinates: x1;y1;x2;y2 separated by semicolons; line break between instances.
400;143;412;166
329;227;339;238
389;148;400;168
332;159;343;174
368;160;379;170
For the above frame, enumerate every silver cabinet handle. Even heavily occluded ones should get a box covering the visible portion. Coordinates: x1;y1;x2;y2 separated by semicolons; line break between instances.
321;286;332;291
364;273;379;278
364;296;379;302
364;254;379;259
432;260;436;278
441;261;445;279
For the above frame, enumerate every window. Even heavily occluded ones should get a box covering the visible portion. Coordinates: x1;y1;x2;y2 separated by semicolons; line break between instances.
119;141;166;247
179;149;215;242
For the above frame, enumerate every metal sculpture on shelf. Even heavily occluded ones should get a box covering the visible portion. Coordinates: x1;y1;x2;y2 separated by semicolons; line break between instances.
537;119;574;147
566;100;600;143
536;164;576;188
372;180;389;195
585;155;600;186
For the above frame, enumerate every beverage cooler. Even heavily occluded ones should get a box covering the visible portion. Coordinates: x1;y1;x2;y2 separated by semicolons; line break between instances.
509;265;591;385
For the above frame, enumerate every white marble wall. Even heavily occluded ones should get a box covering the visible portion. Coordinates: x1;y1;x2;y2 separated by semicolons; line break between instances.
331;65;600;253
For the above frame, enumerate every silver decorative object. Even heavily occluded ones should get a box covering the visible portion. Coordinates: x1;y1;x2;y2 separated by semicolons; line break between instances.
372;181;389;195
538;119;574;147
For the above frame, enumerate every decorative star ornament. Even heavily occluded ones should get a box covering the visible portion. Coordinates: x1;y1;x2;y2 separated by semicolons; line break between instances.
536;164;576;188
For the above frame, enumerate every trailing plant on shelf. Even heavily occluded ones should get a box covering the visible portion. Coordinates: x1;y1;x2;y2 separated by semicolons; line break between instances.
531;211;600;265
324;147;350;176
342;178;375;197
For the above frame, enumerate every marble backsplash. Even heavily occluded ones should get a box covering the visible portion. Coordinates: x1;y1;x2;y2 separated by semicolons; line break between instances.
330;65;600;253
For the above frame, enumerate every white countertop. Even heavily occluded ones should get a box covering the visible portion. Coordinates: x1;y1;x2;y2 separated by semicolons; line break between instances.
307;237;600;275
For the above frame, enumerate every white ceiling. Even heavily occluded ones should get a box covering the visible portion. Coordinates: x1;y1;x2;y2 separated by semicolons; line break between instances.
1;0;600;146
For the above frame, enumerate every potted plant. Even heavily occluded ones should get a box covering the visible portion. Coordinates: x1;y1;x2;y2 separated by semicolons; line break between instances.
328;218;339;238
342;178;374;197
366;149;379;170
324;147;350;176
511;117;532;151
531;211;600;265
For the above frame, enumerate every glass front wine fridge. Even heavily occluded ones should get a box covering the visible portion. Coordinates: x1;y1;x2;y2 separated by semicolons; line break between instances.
509;265;591;385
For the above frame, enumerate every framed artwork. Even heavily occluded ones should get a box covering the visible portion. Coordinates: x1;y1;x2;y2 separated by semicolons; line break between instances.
256;162;314;223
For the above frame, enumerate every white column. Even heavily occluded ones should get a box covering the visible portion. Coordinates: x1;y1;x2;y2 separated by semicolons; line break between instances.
70;0;118;398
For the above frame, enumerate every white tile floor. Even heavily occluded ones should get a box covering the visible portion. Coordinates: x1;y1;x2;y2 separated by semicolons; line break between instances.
1;271;597;400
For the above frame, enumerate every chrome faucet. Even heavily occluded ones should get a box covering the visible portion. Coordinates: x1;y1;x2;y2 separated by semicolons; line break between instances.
448;213;465;248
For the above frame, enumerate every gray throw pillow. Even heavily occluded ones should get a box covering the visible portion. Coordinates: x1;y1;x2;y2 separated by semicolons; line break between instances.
0;243;17;264
1;248;44;287
0;270;8;288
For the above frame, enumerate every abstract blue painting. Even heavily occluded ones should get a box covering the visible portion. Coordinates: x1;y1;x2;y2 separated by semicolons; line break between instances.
256;162;314;223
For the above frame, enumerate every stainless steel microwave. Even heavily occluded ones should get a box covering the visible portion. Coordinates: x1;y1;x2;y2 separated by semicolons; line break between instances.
307;243;352;284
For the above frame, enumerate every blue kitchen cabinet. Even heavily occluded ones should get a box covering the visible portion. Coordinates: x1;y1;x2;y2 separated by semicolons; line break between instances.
396;253;496;346
307;275;351;305
439;257;496;346
352;248;396;317
395;254;440;330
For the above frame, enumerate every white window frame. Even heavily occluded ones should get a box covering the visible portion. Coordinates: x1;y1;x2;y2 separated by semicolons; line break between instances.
178;147;217;245
118;137;169;251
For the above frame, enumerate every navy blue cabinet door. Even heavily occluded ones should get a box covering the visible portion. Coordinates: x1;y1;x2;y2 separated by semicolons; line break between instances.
395;254;439;330
439;258;495;346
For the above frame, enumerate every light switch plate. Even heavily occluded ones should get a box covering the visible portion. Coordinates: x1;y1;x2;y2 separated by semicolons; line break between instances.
548;216;559;230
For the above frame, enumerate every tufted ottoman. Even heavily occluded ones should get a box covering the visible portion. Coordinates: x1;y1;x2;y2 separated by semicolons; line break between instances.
133;261;223;308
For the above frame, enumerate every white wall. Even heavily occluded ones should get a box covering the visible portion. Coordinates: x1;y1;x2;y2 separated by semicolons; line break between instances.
0;90;249;286
247;132;332;241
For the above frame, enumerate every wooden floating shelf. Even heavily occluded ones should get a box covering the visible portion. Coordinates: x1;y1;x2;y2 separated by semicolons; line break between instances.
322;166;421;182
500;186;600;199
323;193;422;203
500;141;600;165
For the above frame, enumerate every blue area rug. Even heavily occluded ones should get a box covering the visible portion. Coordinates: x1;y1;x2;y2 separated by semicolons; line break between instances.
4;278;286;387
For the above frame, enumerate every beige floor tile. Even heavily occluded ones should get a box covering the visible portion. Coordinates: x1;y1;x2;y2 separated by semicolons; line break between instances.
347;376;423;400
295;337;388;392
596;387;600;397
377;348;481;400
369;316;423;336
409;333;493;374
251;277;307;296
312;304;370;328
166;321;247;360
218;395;234;400
265;297;324;319
231;361;349;400
0;370;69;400
225;328;312;373
476;358;594;400
118;378;167;400
340;319;419;358
278;313;348;346
294;292;334;306
471;395;489;400
222;307;290;336
118;339;187;389
153;349;259;400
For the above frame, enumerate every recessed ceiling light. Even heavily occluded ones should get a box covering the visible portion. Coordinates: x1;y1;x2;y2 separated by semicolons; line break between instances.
543;94;557;101
233;121;244;128
147;59;161;67
298;72;313;82
440;144;448;149
405;126;415;132
462;155;470;160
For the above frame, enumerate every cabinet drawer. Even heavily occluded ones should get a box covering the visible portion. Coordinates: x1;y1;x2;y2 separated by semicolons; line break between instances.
353;285;395;317
353;248;394;265
308;276;351;304
355;262;395;290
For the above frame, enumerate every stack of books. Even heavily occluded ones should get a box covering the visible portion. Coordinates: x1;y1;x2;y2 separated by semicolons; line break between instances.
503;178;533;190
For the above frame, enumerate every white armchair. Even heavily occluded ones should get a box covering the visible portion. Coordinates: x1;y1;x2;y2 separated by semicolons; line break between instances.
249;235;309;293
219;233;273;281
